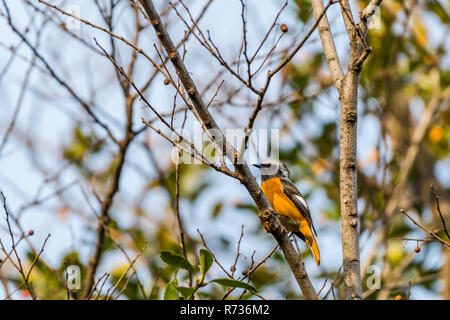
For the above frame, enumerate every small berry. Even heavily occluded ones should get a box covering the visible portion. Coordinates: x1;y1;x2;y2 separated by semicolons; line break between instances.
414;246;421;253
164;79;170;86
394;295;402;300
242;270;248;276
28;230;34;236
280;24;288;33
433;229;439;235
230;266;235;272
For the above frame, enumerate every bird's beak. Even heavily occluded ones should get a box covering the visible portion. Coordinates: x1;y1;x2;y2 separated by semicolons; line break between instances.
253;164;261;169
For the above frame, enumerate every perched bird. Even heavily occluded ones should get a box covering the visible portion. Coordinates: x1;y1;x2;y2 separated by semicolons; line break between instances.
253;159;320;266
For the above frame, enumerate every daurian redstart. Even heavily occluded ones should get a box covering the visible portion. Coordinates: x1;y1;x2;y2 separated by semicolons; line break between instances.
254;159;320;266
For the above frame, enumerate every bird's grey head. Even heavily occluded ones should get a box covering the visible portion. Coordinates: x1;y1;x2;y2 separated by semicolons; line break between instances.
253;159;290;182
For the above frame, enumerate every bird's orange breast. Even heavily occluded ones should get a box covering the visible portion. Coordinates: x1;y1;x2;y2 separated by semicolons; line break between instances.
260;177;320;265
260;178;303;230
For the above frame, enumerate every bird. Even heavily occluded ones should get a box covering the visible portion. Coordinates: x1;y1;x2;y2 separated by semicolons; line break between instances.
253;159;320;266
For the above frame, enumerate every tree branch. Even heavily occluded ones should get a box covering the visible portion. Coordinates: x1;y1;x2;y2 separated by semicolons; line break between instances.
310;0;345;91
311;0;384;300
138;0;318;299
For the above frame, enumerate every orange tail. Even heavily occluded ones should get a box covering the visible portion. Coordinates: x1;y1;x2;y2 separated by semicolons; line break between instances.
306;235;320;266
299;221;320;266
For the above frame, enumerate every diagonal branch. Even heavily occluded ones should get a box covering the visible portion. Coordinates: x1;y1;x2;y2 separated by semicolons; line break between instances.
138;0;318;299
400;209;450;248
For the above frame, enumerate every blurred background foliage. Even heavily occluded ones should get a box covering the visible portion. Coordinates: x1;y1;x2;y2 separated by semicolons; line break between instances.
0;0;448;300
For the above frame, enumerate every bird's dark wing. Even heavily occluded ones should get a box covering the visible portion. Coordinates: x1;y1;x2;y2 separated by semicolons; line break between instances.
280;177;317;237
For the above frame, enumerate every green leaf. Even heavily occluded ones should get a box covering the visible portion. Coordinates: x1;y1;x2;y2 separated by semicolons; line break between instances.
427;0;449;24
199;249;214;278
160;250;193;272
177;286;195;299
296;0;312;23
164;279;179;300
235;203;258;214
211;202;223;219
211;278;256;292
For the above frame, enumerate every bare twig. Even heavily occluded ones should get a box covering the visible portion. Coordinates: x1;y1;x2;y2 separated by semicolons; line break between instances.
430;185;450;240
400;209;449;248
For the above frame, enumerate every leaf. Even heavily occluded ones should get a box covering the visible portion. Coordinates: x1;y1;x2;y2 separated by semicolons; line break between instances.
427;0;449;24
235;203;258;214
296;0;312;23
128;227;147;249
211;278;256;292
164;279;179;300
211;202;223;219
177;286;195;299
160;250;193;272
199;249;214;278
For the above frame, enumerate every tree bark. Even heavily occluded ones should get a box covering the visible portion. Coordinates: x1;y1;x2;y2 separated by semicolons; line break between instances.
310;0;345;90
338;60;362;300
311;0;383;299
